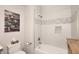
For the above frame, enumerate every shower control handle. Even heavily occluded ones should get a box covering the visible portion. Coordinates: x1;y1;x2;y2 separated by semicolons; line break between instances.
29;42;32;45
26;42;32;45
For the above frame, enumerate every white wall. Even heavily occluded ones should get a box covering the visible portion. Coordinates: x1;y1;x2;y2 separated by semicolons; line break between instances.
41;24;71;50
34;24;41;46
24;6;35;53
40;6;71;50
41;5;71;20
71;6;79;38
71;6;78;37
71;6;79;39
0;5;25;53
0;5;37;54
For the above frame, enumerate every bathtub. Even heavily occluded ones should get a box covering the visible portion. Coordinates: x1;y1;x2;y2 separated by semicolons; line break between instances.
35;43;67;54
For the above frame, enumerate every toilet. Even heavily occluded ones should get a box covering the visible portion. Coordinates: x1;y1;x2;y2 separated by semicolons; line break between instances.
7;42;26;54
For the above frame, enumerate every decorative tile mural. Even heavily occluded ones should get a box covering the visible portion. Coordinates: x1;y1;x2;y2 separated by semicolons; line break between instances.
35;17;72;25
4;10;20;32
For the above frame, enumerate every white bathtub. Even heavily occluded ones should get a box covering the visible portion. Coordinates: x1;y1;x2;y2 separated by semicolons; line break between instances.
35;43;67;54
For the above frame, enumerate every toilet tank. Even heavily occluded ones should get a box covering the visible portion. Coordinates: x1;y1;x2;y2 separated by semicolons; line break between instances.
7;42;22;53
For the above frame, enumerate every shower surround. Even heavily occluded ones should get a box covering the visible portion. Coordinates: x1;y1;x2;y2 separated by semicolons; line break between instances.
34;6;71;53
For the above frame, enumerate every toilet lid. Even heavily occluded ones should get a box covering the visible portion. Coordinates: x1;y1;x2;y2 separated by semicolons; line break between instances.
13;51;26;54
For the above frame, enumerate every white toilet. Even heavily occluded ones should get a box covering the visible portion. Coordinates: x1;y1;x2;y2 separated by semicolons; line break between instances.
7;42;26;54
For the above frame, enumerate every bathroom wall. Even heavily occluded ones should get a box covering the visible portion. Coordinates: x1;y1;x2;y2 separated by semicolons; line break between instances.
0;5;25;53
0;5;38;54
34;6;42;47
71;6;79;38
71;6;78;37
41;24;71;50
41;5;71;20
24;6;35;53
34;24;41;46
40;5;71;50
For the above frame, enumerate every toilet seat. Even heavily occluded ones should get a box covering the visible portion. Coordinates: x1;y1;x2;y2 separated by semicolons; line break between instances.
13;51;26;54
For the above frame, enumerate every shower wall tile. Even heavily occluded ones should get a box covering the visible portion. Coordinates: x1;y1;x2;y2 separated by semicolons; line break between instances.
35;17;72;25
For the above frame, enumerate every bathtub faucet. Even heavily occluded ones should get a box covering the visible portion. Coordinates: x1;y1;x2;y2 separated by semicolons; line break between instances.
38;37;42;44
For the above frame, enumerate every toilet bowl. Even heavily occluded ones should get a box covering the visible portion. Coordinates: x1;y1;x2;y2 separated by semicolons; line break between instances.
7;42;26;54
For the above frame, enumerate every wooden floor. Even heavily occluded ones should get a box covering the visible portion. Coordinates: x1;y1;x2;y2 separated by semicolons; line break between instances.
67;39;79;54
